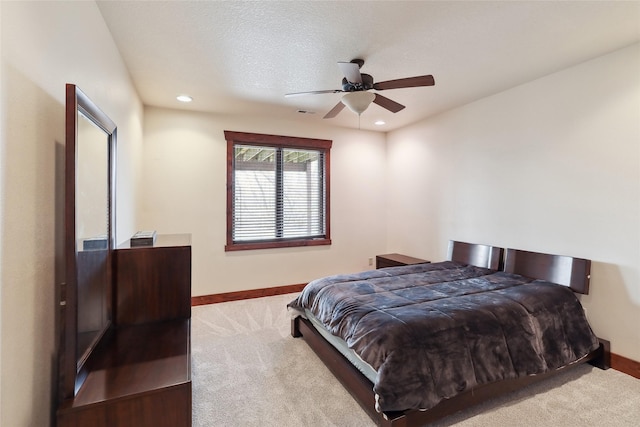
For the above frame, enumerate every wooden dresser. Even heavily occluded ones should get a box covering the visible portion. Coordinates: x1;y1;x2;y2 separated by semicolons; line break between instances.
57;234;192;427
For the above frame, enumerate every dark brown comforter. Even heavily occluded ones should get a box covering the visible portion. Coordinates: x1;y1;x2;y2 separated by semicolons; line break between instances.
289;261;599;413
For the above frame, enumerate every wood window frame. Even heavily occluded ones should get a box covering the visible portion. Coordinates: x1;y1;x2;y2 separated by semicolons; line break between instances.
224;131;332;251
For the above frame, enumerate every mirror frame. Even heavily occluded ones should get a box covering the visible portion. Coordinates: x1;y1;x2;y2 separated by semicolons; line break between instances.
62;84;117;399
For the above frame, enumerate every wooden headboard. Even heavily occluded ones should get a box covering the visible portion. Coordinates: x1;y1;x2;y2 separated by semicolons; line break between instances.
447;241;504;270
503;248;591;294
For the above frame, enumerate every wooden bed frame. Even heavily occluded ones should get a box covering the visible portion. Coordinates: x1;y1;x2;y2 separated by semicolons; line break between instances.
447;240;504;270
291;241;610;427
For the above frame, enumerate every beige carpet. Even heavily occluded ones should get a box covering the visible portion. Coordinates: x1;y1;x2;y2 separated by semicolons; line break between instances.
192;293;640;427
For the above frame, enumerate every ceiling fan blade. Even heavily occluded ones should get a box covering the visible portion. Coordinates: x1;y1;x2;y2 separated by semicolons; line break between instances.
373;94;405;113
285;89;342;97
373;75;435;91
338;61;362;84
323;101;346;119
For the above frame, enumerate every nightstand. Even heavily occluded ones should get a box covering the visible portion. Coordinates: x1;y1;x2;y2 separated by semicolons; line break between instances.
376;253;430;269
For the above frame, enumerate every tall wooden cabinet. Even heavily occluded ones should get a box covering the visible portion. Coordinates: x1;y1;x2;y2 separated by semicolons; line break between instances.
57;234;192;427
115;234;192;325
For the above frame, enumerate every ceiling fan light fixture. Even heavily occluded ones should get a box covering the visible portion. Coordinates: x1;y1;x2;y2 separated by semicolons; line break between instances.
341;91;375;115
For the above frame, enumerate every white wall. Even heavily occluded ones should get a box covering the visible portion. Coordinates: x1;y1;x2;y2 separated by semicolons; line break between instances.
141;107;388;296
387;44;640;362
0;2;142;426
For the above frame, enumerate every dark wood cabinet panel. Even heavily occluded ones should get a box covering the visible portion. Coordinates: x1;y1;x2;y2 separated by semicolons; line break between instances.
58;381;191;427
115;234;191;325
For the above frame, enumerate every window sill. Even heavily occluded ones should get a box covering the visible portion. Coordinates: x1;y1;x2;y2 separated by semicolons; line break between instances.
225;238;331;252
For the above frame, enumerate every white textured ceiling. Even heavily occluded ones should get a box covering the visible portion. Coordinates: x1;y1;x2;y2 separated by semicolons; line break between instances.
96;1;640;132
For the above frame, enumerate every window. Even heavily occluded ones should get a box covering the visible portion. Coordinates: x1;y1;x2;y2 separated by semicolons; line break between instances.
225;131;331;251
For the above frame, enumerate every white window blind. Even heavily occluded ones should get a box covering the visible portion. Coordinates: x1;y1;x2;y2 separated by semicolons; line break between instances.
233;144;326;243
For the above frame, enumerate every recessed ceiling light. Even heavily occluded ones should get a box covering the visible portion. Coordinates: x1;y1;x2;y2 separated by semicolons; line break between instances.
176;95;193;103
374;120;385;126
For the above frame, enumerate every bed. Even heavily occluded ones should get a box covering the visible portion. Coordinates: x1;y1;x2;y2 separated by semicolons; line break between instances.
289;241;610;426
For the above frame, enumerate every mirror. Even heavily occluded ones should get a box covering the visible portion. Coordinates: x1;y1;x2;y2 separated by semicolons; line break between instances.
75;112;110;367
62;84;116;399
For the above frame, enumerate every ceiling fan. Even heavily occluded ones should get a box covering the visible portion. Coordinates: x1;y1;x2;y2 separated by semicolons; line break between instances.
285;59;435;119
